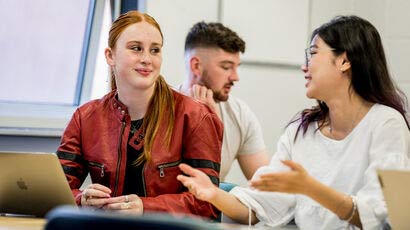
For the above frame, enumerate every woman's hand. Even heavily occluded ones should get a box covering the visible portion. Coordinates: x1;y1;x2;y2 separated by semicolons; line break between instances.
81;183;111;208
250;160;313;195
102;194;143;215
177;163;218;202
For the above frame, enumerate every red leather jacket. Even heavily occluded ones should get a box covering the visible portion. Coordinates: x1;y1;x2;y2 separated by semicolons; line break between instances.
57;90;223;219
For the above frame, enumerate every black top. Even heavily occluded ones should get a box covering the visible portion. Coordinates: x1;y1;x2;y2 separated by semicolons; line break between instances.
122;119;145;196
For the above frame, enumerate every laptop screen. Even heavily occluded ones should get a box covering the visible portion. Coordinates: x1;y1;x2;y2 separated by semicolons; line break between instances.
0;151;76;217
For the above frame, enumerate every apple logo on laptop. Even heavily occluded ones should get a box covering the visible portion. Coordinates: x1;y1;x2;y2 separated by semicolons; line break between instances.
17;178;28;190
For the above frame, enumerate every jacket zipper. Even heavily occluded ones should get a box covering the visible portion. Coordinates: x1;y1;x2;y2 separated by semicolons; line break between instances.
113;121;126;196
158;160;182;178
88;161;105;177
141;162;147;196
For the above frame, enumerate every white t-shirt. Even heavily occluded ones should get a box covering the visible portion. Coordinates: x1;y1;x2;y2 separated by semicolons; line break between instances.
218;97;266;180
230;104;410;230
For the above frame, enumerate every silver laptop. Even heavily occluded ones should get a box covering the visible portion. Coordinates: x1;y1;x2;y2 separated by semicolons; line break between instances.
0;151;77;217
378;169;410;229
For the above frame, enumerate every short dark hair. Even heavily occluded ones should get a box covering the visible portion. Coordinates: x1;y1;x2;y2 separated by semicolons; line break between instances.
184;21;245;53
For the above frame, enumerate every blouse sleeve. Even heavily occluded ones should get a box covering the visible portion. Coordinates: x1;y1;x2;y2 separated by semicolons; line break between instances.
357;114;410;229
229;125;297;227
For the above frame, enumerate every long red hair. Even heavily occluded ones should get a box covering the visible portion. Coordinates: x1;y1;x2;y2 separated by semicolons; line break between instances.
108;11;174;164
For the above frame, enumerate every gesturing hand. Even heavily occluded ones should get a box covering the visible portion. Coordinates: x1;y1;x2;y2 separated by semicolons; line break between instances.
250;160;312;195
177;163;218;202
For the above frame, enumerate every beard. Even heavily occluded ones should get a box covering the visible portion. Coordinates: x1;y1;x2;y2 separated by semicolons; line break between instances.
212;88;229;102
199;70;232;102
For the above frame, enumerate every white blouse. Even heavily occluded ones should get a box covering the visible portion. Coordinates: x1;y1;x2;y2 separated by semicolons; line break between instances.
230;104;410;230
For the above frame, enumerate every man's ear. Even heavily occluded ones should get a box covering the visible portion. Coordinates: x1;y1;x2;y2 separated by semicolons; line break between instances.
190;56;202;78
105;48;114;66
339;52;351;72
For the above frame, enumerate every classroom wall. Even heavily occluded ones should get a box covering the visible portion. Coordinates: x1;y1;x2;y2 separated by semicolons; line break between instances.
144;0;410;185
1;0;408;187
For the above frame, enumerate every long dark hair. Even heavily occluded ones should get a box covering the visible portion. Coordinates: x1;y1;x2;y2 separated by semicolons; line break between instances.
291;15;409;140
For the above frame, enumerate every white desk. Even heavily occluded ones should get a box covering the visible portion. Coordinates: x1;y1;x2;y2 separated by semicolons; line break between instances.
217;222;298;229
0;216;45;230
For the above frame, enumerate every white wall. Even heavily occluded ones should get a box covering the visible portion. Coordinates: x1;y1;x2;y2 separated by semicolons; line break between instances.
141;0;410;185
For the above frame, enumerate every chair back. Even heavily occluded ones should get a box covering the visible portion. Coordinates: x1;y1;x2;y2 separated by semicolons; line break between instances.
45;206;220;230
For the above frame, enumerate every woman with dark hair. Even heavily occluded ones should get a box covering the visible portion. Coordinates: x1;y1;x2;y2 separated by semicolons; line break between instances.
177;15;410;229
57;11;223;219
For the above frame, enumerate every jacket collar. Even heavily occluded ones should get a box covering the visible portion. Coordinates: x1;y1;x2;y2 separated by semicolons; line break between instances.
107;91;130;122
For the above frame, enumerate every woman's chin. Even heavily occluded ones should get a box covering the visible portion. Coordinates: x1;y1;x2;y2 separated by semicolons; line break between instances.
305;90;314;99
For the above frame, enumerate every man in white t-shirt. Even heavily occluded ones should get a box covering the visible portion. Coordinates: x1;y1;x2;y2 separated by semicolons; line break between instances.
178;22;269;181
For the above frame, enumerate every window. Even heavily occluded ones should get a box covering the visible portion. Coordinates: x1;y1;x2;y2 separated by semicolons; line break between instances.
0;0;107;136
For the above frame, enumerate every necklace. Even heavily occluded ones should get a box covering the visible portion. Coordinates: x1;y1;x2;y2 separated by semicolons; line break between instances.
328;105;365;135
